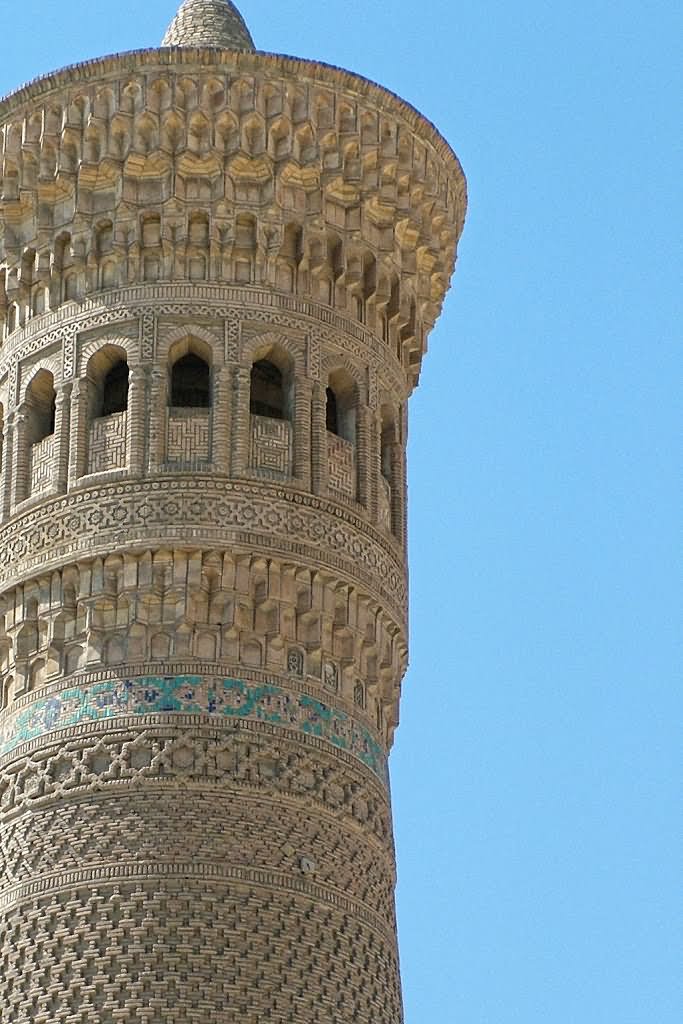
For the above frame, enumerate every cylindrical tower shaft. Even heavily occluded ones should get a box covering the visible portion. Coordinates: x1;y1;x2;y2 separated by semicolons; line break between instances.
0;5;466;1021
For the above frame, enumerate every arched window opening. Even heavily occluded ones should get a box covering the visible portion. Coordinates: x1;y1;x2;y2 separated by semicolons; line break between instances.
248;347;294;478
250;360;285;420
87;347;129;421
23;371;57;499
46;399;56;439
326;371;357;500
326;371;356;444
101;360;129;416
171;353;211;408
26;371;56;444
326;387;338;435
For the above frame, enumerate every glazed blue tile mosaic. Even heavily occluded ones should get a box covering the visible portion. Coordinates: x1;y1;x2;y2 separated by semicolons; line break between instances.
0;676;386;781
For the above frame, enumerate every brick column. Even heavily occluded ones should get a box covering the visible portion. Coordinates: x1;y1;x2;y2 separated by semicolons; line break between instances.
10;408;28;507
54;381;72;494
293;377;312;488
68;378;89;486
127;365;147;478
1;413;14;521
399;405;409;548
147;367;166;474
213;366;232;475
357;405;373;513
389;435;404;541
231;365;251;478
310;381;327;496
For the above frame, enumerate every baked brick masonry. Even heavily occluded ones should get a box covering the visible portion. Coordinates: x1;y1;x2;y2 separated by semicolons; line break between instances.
0;1;467;1020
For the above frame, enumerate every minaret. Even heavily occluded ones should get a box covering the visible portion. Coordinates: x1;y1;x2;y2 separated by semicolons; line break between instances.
0;2;466;1021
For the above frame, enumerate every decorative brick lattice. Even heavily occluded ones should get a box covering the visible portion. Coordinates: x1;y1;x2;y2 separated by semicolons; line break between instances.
1;790;396;922
88;411;127;474
0;721;392;847
327;432;356;500
167;408;210;464
0;483;408;625
29;436;54;494
0;878;403;1024
250;415;292;477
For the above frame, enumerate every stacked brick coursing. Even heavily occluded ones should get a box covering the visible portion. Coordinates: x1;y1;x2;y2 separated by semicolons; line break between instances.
162;0;256;51
0;37;466;1024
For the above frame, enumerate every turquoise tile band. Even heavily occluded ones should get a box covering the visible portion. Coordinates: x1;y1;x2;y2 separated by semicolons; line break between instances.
0;675;387;782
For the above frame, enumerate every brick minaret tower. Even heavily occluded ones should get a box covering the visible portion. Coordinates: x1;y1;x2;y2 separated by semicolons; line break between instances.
0;2;466;1020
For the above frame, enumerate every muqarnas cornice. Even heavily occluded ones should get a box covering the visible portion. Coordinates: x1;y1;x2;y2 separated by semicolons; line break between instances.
0;46;466;390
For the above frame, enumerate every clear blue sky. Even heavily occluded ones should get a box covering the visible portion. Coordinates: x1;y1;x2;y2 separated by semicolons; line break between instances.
1;3;680;1022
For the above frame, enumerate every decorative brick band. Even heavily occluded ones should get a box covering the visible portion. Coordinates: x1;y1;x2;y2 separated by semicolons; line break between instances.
0;477;407;623
0;674;387;783
0;862;394;942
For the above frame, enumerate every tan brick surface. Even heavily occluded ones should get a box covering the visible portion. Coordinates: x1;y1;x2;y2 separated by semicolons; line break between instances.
0;4;466;1020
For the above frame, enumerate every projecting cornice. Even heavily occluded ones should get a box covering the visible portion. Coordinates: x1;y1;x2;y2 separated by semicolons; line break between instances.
0;47;467;387
0;48;463;176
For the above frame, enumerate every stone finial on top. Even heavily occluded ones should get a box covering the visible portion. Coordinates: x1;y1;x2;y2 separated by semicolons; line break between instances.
162;0;255;50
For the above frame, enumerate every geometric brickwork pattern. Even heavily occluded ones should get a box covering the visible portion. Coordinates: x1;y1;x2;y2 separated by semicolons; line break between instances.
28;436;54;495
0;719;393;849
327;432;356;500
88;412;127;474
0;879;404;1024
0;710;401;1022
249;415;292;477
167;408;211;464
0;1;466;1019
0;480;408;622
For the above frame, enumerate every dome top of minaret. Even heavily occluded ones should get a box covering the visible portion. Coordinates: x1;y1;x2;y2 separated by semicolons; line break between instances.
162;0;255;50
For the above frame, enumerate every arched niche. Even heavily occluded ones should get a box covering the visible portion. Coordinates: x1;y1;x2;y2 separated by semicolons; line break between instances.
166;337;213;467
247;342;295;479
86;345;130;475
